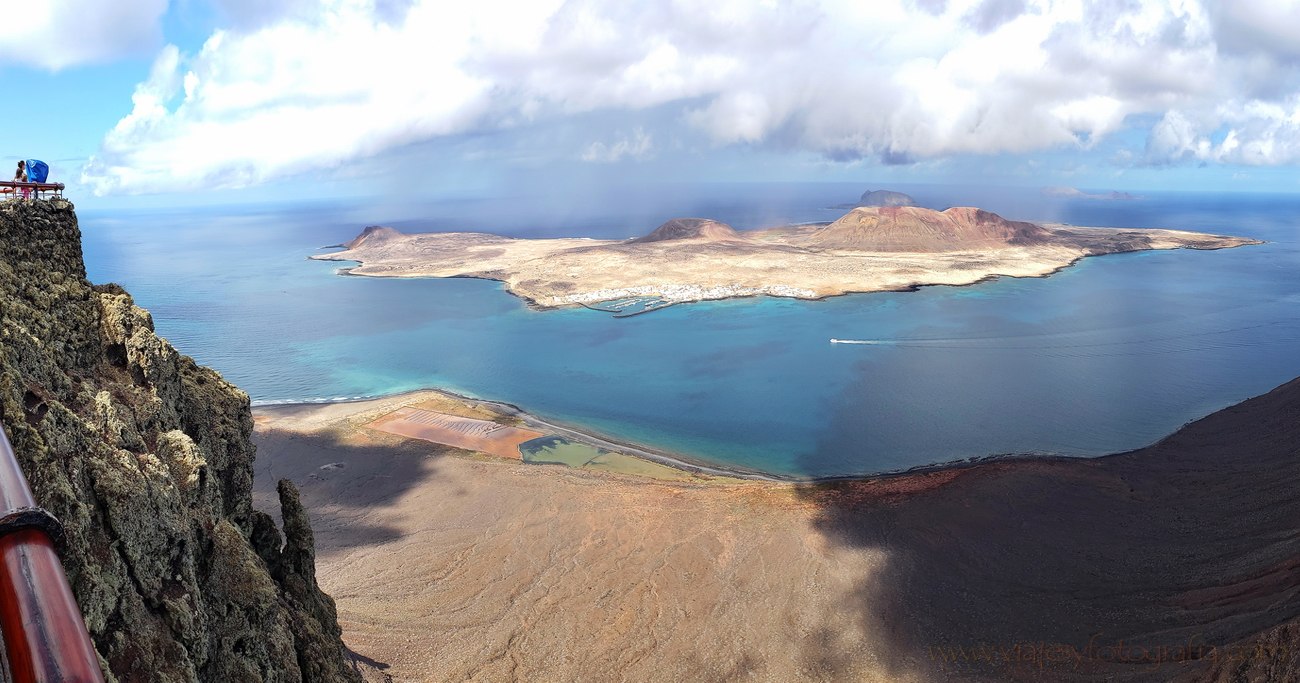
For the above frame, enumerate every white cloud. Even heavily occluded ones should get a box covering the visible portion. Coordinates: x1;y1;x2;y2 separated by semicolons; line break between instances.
83;0;1300;194
85;0;513;193
1146;98;1300;166
1210;0;1300;64
0;0;167;70
581;128;653;163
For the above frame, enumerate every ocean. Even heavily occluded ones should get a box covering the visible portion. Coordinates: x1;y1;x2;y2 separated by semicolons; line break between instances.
78;183;1300;478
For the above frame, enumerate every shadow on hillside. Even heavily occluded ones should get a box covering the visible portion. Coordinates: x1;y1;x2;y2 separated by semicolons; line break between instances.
346;646;393;682
791;376;1300;681
251;427;448;558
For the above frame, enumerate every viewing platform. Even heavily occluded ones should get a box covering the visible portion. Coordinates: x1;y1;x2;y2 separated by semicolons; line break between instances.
0;182;65;200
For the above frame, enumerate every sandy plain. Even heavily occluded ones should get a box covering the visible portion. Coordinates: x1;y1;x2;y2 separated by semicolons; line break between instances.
253;379;1300;682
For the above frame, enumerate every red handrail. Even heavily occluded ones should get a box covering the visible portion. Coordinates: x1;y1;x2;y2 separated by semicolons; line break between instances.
0;428;103;682
0;182;64;200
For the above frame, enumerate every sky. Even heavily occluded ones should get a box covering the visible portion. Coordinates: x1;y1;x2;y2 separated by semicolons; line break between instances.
5;0;1300;209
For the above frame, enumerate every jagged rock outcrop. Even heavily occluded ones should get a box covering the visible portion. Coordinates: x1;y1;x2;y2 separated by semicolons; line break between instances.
0;200;359;682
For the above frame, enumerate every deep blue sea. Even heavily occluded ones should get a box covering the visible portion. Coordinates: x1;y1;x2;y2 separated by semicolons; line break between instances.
79;183;1300;478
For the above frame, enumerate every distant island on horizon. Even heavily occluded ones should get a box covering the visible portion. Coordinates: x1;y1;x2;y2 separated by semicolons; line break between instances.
1043;186;1140;200
856;189;916;207
829;188;918;209
314;202;1258;311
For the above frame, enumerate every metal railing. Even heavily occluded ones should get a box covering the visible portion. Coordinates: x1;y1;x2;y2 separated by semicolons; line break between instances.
0;182;64;200
0;427;103;682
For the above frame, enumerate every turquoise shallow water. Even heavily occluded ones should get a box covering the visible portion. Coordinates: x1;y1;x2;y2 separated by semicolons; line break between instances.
79;185;1300;478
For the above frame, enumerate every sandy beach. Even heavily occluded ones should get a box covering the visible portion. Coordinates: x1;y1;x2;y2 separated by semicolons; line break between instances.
252;379;1300;682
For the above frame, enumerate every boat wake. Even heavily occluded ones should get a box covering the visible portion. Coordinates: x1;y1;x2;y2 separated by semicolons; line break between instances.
829;320;1300;355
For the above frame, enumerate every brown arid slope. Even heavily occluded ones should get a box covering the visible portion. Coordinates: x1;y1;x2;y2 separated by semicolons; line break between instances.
254;377;1300;682
313;206;1258;309
804;206;1053;251
628;217;745;243
803;375;1300;681
0;200;361;681
341;225;404;250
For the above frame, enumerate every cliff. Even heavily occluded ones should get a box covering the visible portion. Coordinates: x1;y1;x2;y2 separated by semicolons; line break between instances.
0;200;359;681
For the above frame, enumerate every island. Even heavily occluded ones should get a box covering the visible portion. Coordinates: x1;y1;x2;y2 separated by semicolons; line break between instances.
313;206;1258;310
856;189;916;206
1043;186;1139;200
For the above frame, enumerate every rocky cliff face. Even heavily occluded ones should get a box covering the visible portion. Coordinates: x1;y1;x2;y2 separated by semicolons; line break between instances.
0;200;359;682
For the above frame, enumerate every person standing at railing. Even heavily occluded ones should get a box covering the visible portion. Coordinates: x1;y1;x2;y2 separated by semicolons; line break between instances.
13;161;26;199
